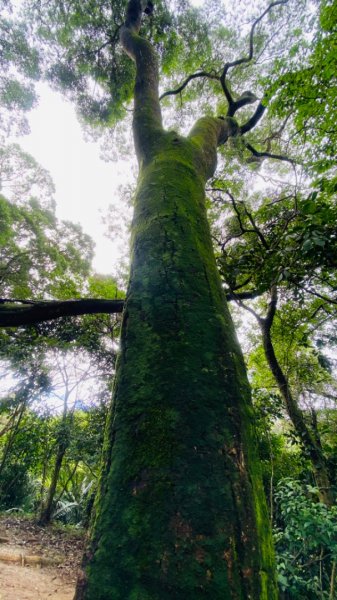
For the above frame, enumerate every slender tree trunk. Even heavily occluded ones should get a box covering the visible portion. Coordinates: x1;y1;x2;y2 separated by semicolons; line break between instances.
0;398;27;480
54;461;79;506
260;288;333;506
38;441;68;525
329;559;336;600
74;2;277;597
38;404;73;526
38;450;51;516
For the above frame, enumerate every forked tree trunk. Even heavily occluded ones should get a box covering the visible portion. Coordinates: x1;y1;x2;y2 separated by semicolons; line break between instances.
74;2;277;598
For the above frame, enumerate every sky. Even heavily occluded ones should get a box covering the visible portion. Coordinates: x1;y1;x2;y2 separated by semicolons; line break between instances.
15;82;132;275
11;0;205;275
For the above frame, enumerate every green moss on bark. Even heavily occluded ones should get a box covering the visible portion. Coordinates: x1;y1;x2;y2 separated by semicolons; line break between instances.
75;133;278;600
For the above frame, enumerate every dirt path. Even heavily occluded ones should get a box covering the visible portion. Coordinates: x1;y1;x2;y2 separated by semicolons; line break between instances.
0;515;84;600
0;563;75;600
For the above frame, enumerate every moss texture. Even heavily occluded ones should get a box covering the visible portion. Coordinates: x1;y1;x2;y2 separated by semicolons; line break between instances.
75;133;278;600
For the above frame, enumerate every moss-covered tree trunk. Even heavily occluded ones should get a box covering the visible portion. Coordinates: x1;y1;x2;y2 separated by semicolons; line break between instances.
74;2;278;598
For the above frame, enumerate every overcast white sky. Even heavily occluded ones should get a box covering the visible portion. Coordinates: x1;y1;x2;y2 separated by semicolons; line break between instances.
12;0;205;275
15;82;131;275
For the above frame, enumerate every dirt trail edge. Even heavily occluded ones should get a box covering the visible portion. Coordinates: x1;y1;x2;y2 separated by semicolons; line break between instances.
0;515;84;600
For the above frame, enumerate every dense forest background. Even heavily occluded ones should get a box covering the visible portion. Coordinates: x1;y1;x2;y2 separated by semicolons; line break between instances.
1;0;337;597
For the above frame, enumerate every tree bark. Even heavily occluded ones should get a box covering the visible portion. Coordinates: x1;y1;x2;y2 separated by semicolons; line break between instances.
0;299;124;327
74;2;277;598
75;135;277;600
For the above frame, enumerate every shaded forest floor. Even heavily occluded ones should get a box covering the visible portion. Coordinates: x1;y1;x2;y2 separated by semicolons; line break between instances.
0;514;84;599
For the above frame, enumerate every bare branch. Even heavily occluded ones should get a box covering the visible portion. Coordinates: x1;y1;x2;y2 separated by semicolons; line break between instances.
160;71;219;101
235;296;263;322
223;1;289;73
244;141;296;164
219;189;269;249
223;189;249;235
226;289;265;302
220;1;288;113
80;27;122;58
233;91;258;113
261;113;292;148
292;284;337;307
242;204;269;249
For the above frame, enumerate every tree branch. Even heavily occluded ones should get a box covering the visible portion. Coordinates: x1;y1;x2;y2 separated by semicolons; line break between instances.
226;289;265;302
240;101;266;134
120;0;163;163
292;283;337;306
263;285;278;330
223;1;289;73
244;141;296;164
235;297;263;322
242;204;269;249
0;299;125;327
220;1;288;114
160;71;219;100
222;189;269;249
188;116;239;180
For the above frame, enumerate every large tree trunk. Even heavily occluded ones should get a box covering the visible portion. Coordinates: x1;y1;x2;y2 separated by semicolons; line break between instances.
74;133;277;599
74;2;277;597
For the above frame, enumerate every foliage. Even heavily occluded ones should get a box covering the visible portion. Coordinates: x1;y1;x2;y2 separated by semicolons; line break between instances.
0;462;36;510
26;0;210;129
252;388;308;501
0;143;122;523
208;168;337;493
213;186;337;303
269;0;337;177
0;403;106;516
0;143;55;207
0;408;49;510
274;479;337;599
0;194;93;300
1;0;337;596
0;0;40;134
52;477;96;526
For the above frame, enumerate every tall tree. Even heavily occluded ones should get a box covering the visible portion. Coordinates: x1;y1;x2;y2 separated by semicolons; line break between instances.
213;177;337;504
3;0;323;596
21;0;301;597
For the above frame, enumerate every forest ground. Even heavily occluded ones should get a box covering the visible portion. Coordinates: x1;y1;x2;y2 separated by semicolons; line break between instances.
0;514;84;599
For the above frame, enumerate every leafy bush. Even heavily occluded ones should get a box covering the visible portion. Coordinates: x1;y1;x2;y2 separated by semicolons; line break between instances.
52;478;95;526
274;479;337;599
0;462;37;511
